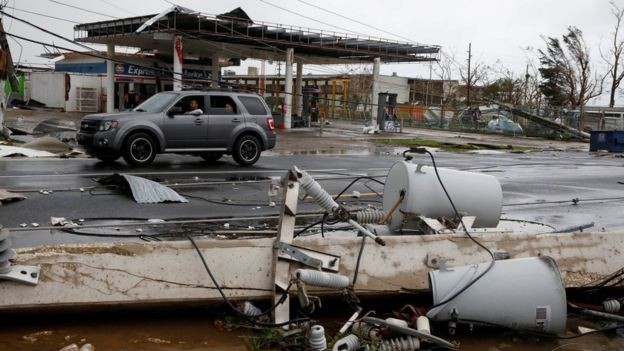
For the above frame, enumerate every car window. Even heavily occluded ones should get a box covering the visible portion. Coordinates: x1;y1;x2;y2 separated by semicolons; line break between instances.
172;95;205;115
134;92;178;113
239;96;269;115
209;96;238;114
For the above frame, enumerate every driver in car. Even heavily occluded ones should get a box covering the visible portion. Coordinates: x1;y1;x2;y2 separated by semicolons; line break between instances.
185;99;203;114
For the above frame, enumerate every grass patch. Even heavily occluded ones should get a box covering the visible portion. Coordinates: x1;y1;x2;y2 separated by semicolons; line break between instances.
374;138;535;152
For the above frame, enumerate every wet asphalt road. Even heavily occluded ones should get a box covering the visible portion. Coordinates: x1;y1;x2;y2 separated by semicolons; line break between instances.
1;150;624;248
2;151;624;351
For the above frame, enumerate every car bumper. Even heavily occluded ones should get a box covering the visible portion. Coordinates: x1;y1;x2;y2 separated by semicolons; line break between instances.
77;131;121;151
266;134;277;150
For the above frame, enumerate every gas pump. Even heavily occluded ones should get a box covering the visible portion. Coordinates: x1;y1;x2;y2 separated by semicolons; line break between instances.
377;93;397;131
302;87;320;126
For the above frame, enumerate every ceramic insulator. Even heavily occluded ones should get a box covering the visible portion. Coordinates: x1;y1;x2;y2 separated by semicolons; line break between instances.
378;336;420;351
602;299;622;313
294;269;350;289
332;334;360;351
309;325;327;351
299;171;339;213
355;209;387;224
0;227;15;274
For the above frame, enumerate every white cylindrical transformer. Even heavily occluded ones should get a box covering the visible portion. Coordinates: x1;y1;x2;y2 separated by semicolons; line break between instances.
426;256;567;334
383;161;502;229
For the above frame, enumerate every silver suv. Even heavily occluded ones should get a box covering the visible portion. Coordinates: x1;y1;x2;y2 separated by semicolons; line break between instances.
77;91;276;166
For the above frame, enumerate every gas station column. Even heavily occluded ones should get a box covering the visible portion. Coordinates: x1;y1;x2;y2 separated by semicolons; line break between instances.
173;36;183;91
211;54;220;88
295;60;303;117
106;43;115;112
284;48;294;129
371;57;381;129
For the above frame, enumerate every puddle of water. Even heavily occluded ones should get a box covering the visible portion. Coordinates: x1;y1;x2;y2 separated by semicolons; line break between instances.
265;149;373;156
2;298;621;351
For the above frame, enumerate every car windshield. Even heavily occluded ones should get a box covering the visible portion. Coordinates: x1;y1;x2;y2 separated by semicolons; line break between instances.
133;92;178;113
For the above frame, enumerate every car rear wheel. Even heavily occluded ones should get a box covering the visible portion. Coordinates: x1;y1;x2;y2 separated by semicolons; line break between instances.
199;152;223;163
122;133;156;166
233;135;261;166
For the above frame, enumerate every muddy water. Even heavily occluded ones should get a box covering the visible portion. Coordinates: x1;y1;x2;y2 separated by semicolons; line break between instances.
0;308;250;351
1;302;623;351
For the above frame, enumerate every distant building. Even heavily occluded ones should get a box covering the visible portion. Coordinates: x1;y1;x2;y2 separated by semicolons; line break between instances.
25;52;238;112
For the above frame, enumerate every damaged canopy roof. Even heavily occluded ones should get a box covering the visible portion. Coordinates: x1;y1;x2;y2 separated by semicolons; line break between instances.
74;7;439;64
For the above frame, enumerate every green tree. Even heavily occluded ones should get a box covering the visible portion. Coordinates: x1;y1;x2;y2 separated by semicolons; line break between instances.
538;26;603;110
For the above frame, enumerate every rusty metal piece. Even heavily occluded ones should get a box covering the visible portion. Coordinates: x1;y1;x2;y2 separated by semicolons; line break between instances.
378;193;404;225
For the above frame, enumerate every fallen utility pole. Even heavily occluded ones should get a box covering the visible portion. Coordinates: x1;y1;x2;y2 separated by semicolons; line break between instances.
495;101;591;140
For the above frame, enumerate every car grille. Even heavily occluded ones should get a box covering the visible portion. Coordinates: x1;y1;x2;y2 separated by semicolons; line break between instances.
80;120;98;134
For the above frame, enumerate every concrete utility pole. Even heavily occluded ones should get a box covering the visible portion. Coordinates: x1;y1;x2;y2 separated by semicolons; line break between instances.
106;44;115;113
524;64;530;106
371;57;381;130
0;16;20;138
284;48;294;129
466;43;472;106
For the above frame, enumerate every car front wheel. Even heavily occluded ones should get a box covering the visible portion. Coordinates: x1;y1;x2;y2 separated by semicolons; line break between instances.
122;133;156;166
233;135;261;166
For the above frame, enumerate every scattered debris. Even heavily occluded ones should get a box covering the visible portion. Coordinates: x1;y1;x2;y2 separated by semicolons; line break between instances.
97;174;188;204
22;136;73;154
58;344;79;351
50;217;78;227
21;330;53;343
0;145;56;158
0;189;25;203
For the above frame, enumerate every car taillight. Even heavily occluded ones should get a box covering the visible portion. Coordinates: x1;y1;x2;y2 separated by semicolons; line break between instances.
267;116;275;131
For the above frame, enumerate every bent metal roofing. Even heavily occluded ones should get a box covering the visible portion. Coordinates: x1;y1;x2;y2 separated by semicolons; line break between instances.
74;6;439;65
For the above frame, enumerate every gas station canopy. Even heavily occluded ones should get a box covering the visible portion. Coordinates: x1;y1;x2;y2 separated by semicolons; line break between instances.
74;6;440;65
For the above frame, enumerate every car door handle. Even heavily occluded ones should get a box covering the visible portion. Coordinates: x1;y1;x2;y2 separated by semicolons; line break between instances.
194;118;203;124
231;118;241;123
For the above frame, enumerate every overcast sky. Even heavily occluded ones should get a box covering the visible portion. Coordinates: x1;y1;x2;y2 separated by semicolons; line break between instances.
3;0;620;103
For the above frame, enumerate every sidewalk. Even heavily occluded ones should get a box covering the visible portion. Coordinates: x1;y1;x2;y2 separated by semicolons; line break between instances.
275;120;588;153
4;109;588;154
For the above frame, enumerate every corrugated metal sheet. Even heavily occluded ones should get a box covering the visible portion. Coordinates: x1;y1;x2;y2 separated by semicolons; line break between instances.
98;173;188;204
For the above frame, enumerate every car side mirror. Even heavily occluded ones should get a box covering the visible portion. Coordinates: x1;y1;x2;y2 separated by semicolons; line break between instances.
168;106;183;116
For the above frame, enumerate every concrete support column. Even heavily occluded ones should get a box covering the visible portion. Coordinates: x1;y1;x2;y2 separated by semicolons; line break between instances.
173;35;183;91
106;43;115;112
295;60;303;118
284;48;294;129
211;54;220;88
371;57;381;129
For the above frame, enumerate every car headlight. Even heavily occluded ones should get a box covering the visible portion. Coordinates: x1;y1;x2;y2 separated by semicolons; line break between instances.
99;120;118;131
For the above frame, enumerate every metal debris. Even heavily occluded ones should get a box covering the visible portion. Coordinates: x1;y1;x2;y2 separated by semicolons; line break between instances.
97;174;188;204
0;189;25;203
22;136;73;154
50;217;78;227
0;145;56;158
